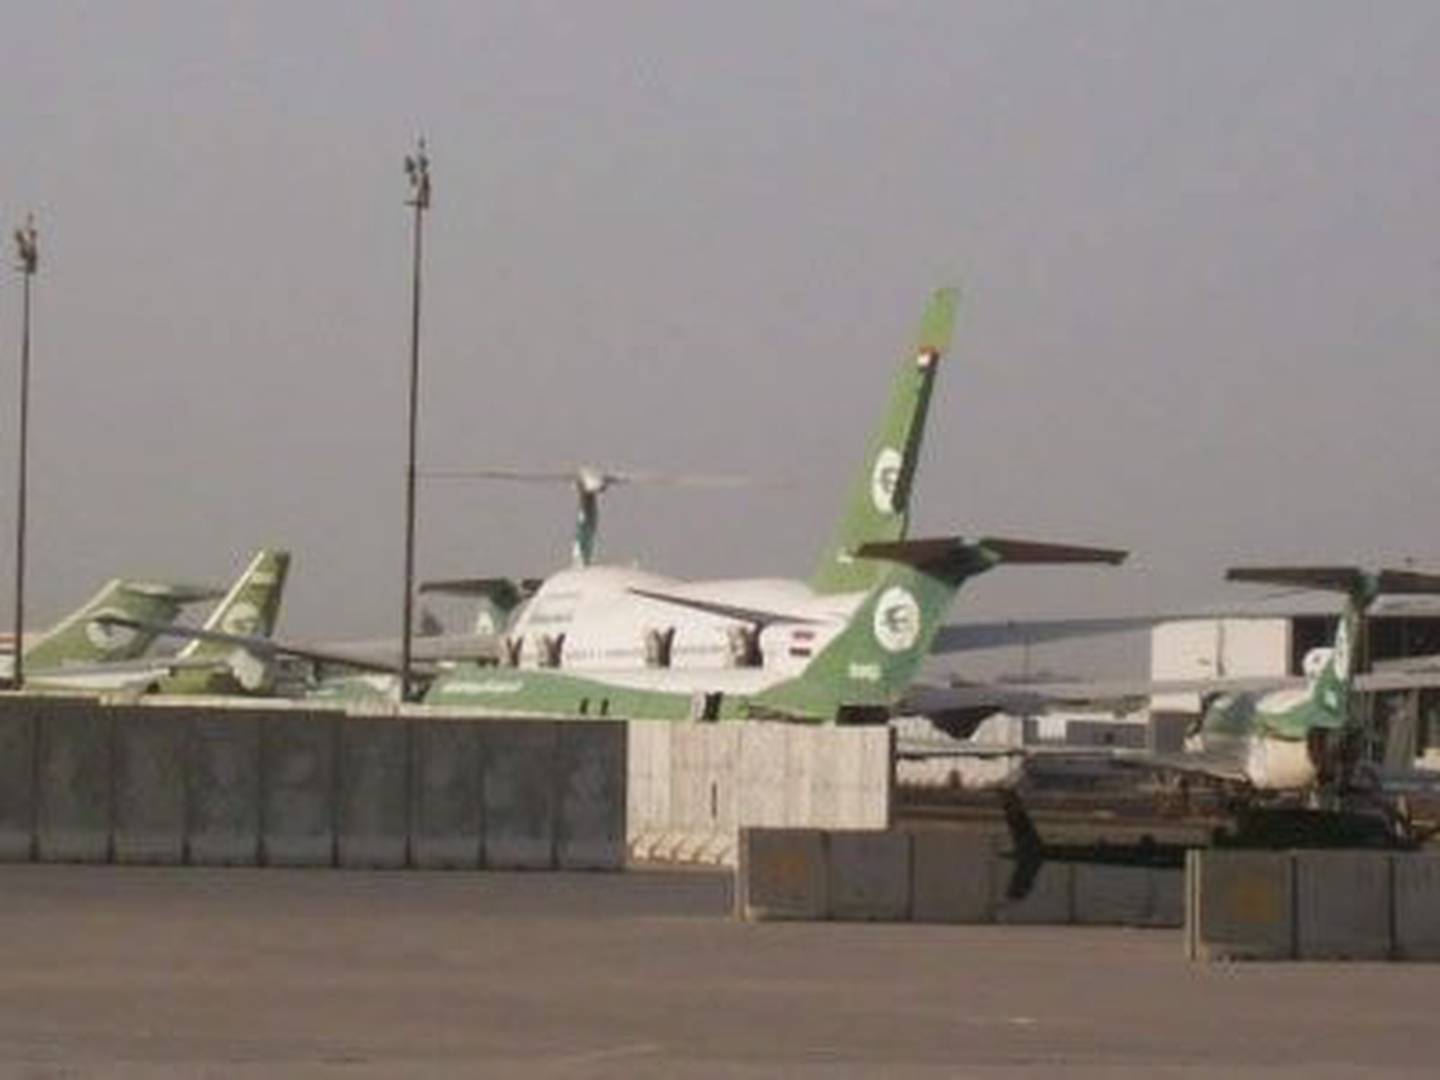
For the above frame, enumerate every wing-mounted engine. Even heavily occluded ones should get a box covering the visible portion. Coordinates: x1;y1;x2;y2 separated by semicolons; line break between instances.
226;648;274;694
537;633;566;669
502;635;523;667
727;625;762;668
644;627;675;669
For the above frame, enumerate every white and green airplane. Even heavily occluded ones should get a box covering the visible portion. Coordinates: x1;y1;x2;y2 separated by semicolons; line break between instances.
1141;567;1440;793
1;577;221;688
913;566;1440;798
123;289;1132;715
413;287;1126;720
14;549;290;694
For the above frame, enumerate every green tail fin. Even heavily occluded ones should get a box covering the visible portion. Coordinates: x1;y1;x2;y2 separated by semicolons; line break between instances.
809;288;959;595
22;579;221;669
767;535;1125;719
179;549;291;661
1225;566;1440;727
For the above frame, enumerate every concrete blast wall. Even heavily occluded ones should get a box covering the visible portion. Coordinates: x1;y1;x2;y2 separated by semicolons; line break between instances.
1186;849;1440;962
0;695;626;871
628;721;893;867
737;826;1184;927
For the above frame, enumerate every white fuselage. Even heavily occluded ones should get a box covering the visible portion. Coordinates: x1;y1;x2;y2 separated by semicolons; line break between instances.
504;564;863;680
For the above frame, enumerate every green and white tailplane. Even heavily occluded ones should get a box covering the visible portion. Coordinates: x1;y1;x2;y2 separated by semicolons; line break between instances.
757;538;1125;721
8;578;220;675
157;548;291;693
423;287;1126;721
810;287;957;595
1193;567;1440;790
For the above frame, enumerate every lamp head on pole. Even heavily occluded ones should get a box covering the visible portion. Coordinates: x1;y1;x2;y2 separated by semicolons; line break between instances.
404;137;431;210
13;213;37;275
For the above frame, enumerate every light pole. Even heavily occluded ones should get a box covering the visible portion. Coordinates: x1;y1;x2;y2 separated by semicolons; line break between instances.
11;215;38;691
400;140;431;701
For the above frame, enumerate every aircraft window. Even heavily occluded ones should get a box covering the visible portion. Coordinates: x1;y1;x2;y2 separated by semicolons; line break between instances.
600;699;610;717
579;698;589;715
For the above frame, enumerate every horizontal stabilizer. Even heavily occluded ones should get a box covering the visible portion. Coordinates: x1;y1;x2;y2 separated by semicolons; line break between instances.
977;538;1128;565
857;536;1126;568
1225;566;1365;593
1227;566;1440;597
1376;570;1440;595
119;581;226;604
93;615;414;675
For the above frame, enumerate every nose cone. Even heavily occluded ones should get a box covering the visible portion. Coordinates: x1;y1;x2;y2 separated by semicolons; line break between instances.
1246;735;1317;791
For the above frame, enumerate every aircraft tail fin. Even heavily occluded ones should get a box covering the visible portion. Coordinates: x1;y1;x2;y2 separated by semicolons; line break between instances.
1226;565;1440;728
809;288;959;595
179;549;291;661
20;579;223;669
419;576;541;635
761;535;1125;719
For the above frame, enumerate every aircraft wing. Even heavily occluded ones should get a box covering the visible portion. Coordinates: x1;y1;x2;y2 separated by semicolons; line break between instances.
1355;669;1440;694
93;617;410;675
307;632;501;665
97;616;500;672
902;673;1304;714
625;588;824;627
1360;764;1440;795
1108;749;1251;784
896;735;1250;785
933;616;1177;654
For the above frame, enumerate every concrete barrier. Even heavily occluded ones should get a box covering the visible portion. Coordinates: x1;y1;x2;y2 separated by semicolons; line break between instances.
1393;853;1440;961
738;828;828;921
36;701;113;863
994;860;1074;925
909;830;996;924
0;706;35;860
261;713;337;867
410;718;483;869
624;720;667;858
555;722;627;870
1186;850;1295;961
187;710;262;865
737;827;1183;928
337;717;410;869
827;829;911;921
0;699;630;874
483;721;558;869
738;722;788;828
1295;850;1392;961
628;721;892;867
1152;866;1186;928
112;708;186;864
1072;865;1170;927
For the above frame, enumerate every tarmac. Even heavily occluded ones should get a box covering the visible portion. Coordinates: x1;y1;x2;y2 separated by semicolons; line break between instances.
3;866;1440;1077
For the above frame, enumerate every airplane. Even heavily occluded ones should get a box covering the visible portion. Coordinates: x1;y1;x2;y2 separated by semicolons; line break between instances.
105;288;1138;714
910;566;1440;800
143;548;292;694
10;549;289;694
1138;567;1440;795
411;287;1129;720
0;577;222;688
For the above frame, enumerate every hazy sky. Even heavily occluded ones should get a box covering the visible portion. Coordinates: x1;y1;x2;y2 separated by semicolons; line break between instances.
1;2;1437;673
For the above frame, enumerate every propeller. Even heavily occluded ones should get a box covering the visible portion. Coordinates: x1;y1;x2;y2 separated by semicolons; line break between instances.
421;465;757;566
